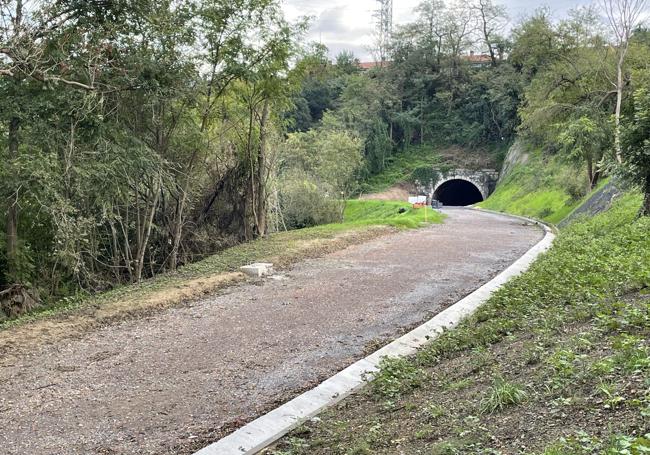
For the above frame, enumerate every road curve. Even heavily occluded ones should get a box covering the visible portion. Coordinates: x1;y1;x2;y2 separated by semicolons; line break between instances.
0;209;543;455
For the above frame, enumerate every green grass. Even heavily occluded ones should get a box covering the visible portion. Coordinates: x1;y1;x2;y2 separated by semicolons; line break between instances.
361;146;442;194
479;147;605;224
480;377;528;414
343;200;445;228
269;192;650;455
1;200;444;329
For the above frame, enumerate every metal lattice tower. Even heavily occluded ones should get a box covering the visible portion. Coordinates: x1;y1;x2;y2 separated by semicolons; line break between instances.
376;0;393;63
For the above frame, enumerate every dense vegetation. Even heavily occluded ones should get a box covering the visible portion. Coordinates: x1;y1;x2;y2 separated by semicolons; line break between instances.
269;192;650;455
0;199;441;325
2;0;650;308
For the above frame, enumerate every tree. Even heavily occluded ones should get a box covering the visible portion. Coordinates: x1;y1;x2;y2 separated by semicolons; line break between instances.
621;87;650;215
0;0;132;282
335;51;361;75
599;0;648;162
415;0;446;66
474;0;508;66
558;116;610;191
517;9;614;149
510;9;558;77
278;114;363;228
442;1;476;60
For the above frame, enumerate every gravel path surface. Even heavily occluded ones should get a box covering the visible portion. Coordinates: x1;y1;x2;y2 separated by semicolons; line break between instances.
0;209;543;455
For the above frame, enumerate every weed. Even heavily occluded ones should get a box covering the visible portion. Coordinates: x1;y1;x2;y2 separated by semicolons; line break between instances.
597;381;626;410
369;357;425;400
414;426;434;439
480;377;528;414
523;342;547;366
423;403;447;421
540;432;650;455
469;346;494;372
443;378;474;392
611;334;650;373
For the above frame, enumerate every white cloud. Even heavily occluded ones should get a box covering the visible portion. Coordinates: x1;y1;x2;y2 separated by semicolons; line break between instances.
281;0;612;61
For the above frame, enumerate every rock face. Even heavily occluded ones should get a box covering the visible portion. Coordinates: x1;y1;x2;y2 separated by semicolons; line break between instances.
499;140;530;182
559;181;623;227
0;285;41;320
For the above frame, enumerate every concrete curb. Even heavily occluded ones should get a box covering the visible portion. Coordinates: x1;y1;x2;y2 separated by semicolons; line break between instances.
472;206;559;234
194;210;556;455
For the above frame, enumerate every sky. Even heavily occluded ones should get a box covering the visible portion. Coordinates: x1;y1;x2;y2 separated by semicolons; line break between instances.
282;0;592;61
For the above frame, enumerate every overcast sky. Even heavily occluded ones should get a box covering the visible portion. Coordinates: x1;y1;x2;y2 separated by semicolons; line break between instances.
282;0;592;60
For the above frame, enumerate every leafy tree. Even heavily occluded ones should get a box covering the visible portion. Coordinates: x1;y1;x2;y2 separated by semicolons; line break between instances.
558;115;611;190
510;9;558;78
621;87;650;215
600;0;648;162
278;114;363;228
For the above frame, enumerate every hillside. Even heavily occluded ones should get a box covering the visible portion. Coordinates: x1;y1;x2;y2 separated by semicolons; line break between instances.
480;142;613;224
360;145;499;197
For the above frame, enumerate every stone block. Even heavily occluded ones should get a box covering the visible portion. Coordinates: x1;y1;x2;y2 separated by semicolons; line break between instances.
240;263;274;278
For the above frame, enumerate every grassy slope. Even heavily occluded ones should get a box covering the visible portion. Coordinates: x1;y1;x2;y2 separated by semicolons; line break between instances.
361;146;443;194
269;195;650;453
344;200;444;228
479;148;602;225
1;200;443;331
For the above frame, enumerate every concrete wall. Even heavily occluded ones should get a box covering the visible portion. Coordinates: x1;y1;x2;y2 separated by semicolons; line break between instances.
416;169;499;201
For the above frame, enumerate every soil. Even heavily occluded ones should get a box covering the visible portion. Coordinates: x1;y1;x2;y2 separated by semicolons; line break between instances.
271;293;650;455
0;209;542;455
359;182;414;201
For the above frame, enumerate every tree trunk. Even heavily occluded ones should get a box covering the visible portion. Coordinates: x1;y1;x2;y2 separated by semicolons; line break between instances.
256;99;270;237
420;96;424;144
6;117;19;282
479;3;497;67
168;189;187;271
642;174;650;217
134;177;161;282
587;155;594;191
614;51;626;163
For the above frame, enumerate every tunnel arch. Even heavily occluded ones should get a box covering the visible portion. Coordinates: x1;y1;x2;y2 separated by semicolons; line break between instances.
433;178;485;206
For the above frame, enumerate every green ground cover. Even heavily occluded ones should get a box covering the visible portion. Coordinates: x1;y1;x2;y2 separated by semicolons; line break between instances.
360;146;443;194
479;149;606;224
343;200;445;229
268;193;650;455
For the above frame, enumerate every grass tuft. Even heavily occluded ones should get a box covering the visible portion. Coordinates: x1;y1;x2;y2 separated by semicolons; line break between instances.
480;377;528;414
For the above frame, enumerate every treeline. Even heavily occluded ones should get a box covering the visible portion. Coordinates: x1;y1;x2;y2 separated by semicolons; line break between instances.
2;0;650;303
285;0;650;211
0;0;306;295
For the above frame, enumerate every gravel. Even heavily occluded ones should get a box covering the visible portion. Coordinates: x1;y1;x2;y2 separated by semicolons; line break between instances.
0;208;542;455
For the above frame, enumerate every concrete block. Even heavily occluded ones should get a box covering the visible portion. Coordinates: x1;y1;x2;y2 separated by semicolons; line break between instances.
240;263;274;278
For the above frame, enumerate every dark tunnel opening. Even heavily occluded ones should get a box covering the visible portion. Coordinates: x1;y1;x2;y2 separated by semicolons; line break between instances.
434;179;484;206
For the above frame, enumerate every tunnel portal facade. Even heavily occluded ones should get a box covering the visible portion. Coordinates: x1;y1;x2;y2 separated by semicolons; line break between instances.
418;169;500;206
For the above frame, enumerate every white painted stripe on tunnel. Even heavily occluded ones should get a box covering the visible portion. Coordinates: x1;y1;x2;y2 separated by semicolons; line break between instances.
193;210;555;455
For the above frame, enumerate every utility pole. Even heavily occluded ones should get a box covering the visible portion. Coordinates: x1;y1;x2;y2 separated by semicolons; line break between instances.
375;0;393;64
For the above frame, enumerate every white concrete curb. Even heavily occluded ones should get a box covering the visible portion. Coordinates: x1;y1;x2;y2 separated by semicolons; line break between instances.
194;211;556;455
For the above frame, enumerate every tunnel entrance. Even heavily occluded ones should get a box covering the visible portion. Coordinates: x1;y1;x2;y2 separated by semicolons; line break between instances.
434;179;484;206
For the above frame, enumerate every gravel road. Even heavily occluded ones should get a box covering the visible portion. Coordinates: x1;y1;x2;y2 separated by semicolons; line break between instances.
0;209;543;455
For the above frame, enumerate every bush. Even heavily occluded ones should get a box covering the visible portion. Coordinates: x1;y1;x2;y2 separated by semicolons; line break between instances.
279;176;343;229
